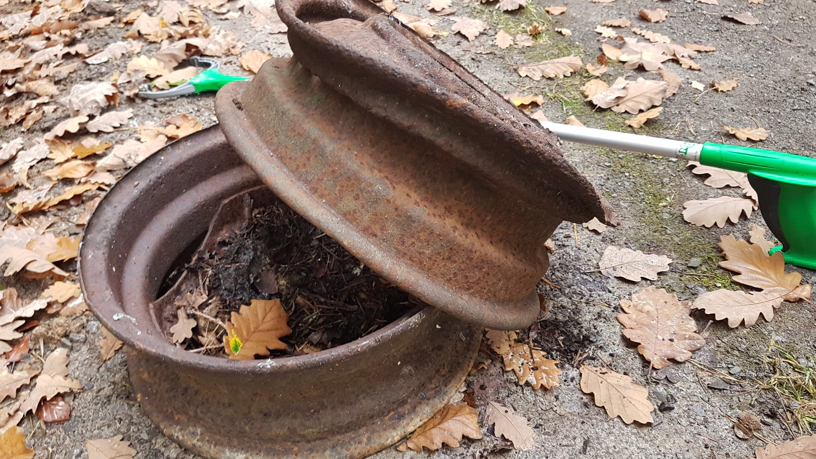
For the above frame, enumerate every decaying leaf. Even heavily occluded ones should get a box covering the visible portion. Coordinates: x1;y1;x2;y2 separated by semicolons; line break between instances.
632;28;671;44
601;43;622;61
0;426;33;459
502;342;561;390
582;217;608;234
43;161;95;181
755;434;816;459
563;115;583;127
495;30;513;49
44;116;89;141
694;289;786;328
639;9;668;23
724;13;760;25
602;18;630;28
43;348;70;378
684;43;716;52
748;224;777;254
86;110;133;133
100;327;123;362
127;55;173;77
554;28;571;36
585;63;608;76
598;246;672;282
486;401;535;451
582;79;609;101
545;6;566;15
485;329;516;355
682;196;754;228
718;234;810;301
580;365;654;424
396;403;482;452
158;114;203;139
86;436;137;459
20;374;82;416
713;78;738;92
428;0;451;11
60;82;118;117
224;299;292;360
239;50;272;74
0;369;34;404
517;56;582;80
0;246;69;279
451;17;489;41
170;309;196;344
678;57;701;70
617;287;705;368
625;107;662;129
592;77;668;114
723;125;769;141
498;0;526;12
594;26;619;38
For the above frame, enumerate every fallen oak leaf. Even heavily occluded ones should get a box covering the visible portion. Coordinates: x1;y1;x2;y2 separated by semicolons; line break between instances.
639;9;668;23
682;196;754;228
718;234;811;301
20;374;82;416
755;434;816;459
43;160;95;181
10;182;100;215
502;342;561;389
498;0;526;12
625;106;662;129
428;0;451;11
86;109;133;133
580;365;654;424
723;125;769;141
224;299;292;360
100;327;123;362
585;63;608;76
687;161;748;188
693;289;785;328
713;78;738;92
127;55;173;77
44;116;89;141
485;330;516;355
582;79;609;101
517;56;582;80
505;93;544;108
544;6;566;15
598;246;672;282
554;28;571;36
564;115;583;127
748;224;777;254
238;50;272;74
86;436;136;459
724;13;760;25
60;82;118;117
678;57;701;70
0;369;35;404
594;26;619;38
594;78;668;114
451;17;489;41
684;43;716;52
631;28;671;44
158;114;202;139
602;43;622;61
396;403;482;452
485;401;535;450
495;30;513;49
602;18;630;27
42;348;70;378
170;309;196;344
0;246;68;279
582;217;608;233
617;287;705;368
0;426;33;459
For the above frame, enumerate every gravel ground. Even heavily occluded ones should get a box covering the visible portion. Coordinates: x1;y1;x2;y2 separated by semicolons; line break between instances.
3;0;816;457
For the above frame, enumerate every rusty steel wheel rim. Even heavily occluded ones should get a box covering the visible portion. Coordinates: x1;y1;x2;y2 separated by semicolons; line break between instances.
79;126;481;458
216;0;615;330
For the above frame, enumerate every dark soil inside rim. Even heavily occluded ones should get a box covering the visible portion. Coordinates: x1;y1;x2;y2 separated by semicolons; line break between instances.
157;191;414;356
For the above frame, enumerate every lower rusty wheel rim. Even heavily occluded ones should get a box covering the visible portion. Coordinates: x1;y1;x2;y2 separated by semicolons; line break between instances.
79;126;481;458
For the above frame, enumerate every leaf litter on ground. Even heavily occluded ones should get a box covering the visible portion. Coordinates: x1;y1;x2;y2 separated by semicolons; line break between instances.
598;246;672;282
396;403;482;452
580;365;654;424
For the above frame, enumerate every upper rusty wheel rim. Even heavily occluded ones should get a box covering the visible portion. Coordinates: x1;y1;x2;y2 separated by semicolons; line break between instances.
216;0;615;330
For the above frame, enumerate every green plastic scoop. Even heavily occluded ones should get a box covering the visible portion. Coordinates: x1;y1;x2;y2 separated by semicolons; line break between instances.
542;122;816;270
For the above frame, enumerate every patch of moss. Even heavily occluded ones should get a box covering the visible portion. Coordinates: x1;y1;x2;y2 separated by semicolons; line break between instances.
467;3;551;36
756;341;816;434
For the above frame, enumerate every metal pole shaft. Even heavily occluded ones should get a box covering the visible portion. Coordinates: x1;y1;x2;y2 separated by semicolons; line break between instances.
540;122;703;162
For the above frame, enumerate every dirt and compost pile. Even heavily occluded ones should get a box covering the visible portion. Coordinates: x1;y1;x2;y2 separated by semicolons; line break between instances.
156;190;414;356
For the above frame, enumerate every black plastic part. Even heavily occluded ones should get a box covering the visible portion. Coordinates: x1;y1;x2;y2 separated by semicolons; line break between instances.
747;173;789;252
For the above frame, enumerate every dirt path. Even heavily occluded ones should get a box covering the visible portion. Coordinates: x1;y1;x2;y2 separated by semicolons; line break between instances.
2;0;816;458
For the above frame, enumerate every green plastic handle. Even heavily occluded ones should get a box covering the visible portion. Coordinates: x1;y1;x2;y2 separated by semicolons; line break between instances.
189;68;248;94
700;143;816;187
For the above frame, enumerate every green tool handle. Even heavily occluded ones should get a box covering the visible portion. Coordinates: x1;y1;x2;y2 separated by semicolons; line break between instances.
700;143;816;187
190;69;248;93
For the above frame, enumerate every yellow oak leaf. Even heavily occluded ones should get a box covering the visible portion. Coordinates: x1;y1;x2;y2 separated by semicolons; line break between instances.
223;299;292;360
0;426;33;459
502;342;561;390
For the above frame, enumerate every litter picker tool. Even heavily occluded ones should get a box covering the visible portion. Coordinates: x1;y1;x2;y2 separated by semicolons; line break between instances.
138;57;248;99
542;122;816;270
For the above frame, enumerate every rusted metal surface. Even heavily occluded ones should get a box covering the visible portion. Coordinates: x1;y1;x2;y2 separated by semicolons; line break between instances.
216;0;615;330
79;126;480;458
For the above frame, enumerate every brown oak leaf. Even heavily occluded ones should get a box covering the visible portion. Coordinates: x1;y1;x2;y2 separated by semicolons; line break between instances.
582;79;610;102
239;50;272;74
86;436;136;459
396;403;482;452
428;0;451;11
565;115;583;126
498;0;526;12
20;374;82;415
485;330;516;355
682;196;754;228
86;109;133;133
748;224;777;254
594;26;619;38
100;327;123;362
485;401;534;450
545;6;566;15
495;30;513;49
170;309;196;344
723;126;769;141
684;43;716;52
224;299;292;360
602;43;622;61
617;287;705;368
502;342;561;390
625;106;662;129
0;246;68;279
598;246;672;282
592;77;668;114
755;434;816;459
43;348;70;378
451;17;489;41
693;289;786;328
60;82;118;117
580;365;654;424
0;426;33;459
44;116;89;141
583;217;608;234
713;78;738;92
0;369;34;404
718;235;810;301
632;28;671;44
639;8;668;22
724;13;760;25
517;56;582;80
602;18;630;27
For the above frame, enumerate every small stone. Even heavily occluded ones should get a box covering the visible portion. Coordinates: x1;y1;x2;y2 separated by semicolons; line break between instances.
667;371;683;384
687;257;702;268
729;366;742;375
707;378;729;390
59;338;72;349
69;333;86;343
